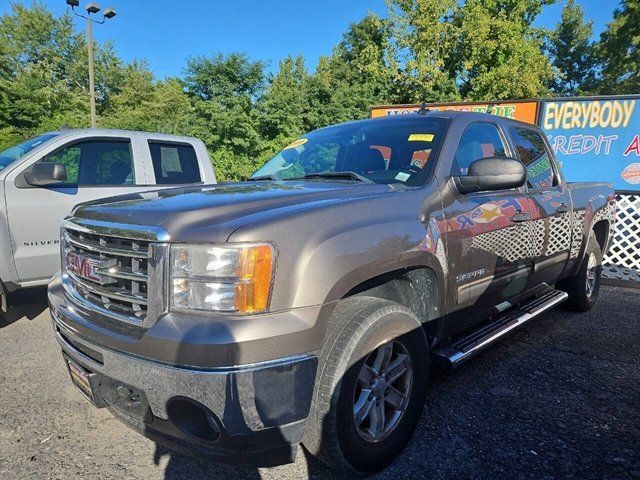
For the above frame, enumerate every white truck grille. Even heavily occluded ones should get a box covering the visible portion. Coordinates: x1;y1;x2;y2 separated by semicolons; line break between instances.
62;226;151;321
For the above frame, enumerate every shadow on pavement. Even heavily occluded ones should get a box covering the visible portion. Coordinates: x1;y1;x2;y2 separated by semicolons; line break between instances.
0;286;48;329
153;445;263;480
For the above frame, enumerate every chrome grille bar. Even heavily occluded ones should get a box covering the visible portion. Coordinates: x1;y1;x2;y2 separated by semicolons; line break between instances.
64;232;149;259
68;271;148;306
95;266;147;282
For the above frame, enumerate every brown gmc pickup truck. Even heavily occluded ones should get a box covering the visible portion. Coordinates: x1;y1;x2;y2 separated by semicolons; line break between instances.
48;111;616;472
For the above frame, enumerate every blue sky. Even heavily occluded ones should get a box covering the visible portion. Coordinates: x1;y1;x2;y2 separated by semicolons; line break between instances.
1;0;621;79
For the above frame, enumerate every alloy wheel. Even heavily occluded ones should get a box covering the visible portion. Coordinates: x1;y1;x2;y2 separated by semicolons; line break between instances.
352;340;413;443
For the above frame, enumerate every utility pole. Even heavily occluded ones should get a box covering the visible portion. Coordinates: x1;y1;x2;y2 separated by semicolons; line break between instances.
66;1;117;128
87;18;96;128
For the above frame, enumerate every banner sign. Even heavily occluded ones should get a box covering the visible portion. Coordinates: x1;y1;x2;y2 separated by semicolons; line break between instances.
541;97;640;191
371;95;640;191
370;101;538;124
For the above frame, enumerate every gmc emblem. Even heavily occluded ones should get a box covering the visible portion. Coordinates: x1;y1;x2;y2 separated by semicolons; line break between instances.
65;252;114;285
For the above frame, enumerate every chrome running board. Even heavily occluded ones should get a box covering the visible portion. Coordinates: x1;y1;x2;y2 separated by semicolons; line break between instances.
434;290;568;369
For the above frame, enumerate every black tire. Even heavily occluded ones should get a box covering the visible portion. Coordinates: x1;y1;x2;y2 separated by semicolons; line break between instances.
558;235;603;312
303;296;429;473
0;280;6;313
0;293;6;315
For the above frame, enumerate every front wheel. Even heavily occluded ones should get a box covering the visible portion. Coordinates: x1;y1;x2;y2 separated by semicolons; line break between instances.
558;235;603;312
303;296;429;473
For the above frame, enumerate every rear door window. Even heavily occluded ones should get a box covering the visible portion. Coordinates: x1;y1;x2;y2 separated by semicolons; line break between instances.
508;126;556;189
149;142;201;184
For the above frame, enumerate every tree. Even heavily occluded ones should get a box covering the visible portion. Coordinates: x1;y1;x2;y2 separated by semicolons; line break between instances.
386;0;553;101
452;0;554;100
257;55;309;142
184;52;265;102
0;1;141;144
306;12;395;128
386;0;460;103
547;0;596;95
0;40;20;150
595;0;639;94
101;61;194;135
183;53;267;180
0;2;87;139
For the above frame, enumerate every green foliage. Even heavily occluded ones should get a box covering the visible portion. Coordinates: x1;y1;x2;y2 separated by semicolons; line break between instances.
452;0;554;100
306;13;396;128
387;0;460;102
0;1;87;146
387;0;554;101
182;53;267;180
595;0;639;94
257;55;309;139
547;0;596;95
0;1;633;180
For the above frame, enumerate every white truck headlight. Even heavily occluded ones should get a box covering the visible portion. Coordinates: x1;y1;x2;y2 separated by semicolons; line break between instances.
170;243;274;314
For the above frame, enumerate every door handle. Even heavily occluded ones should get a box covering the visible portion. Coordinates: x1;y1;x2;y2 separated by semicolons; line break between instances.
510;211;531;223
556;204;570;214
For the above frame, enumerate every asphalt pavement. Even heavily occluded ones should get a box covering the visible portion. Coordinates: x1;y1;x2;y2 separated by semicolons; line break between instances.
0;286;638;480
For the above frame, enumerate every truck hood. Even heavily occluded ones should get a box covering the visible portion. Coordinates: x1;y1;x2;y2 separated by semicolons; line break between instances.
72;180;396;242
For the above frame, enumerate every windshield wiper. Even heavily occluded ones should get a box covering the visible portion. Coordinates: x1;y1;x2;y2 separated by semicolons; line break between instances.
247;175;279;181
292;171;374;183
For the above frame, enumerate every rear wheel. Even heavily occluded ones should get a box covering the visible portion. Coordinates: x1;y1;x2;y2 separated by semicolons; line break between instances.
303;296;429;473
558;235;603;312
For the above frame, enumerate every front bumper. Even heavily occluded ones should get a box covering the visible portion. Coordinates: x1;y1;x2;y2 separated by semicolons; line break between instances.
48;275;326;368
50;306;318;466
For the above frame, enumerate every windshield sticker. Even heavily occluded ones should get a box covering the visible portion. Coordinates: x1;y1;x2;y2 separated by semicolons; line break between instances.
395;172;410;182
283;138;308;150
408;133;434;142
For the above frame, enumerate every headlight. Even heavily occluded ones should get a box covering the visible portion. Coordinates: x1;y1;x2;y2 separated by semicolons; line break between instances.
170;243;274;314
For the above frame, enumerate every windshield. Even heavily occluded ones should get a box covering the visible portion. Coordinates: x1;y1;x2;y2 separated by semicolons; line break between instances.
252;117;448;186
0;133;59;171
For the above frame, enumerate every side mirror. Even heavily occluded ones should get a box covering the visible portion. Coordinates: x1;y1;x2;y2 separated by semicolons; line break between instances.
455;157;527;194
23;162;67;186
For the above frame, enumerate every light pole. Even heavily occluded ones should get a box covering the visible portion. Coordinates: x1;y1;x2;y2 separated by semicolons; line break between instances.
66;0;116;128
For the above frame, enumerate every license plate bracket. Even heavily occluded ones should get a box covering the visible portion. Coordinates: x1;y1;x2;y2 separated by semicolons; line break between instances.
64;355;100;406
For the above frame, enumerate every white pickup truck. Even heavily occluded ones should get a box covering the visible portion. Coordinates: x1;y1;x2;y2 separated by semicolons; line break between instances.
0;129;216;309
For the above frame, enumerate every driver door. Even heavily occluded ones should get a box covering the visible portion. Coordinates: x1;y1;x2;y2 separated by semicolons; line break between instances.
442;122;536;330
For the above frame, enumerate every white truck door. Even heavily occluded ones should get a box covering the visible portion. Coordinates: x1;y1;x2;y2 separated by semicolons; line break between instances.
4;136;151;285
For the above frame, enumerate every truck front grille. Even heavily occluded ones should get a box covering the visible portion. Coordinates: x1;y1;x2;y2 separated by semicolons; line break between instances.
62;226;150;322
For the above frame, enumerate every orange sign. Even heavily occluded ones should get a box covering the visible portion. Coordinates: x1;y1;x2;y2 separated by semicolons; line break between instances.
371;101;539;124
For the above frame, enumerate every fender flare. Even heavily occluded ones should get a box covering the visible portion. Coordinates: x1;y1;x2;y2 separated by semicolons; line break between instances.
579;195;615;263
324;251;444;304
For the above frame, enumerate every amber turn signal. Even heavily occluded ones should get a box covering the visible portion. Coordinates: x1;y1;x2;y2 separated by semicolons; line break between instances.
235;245;274;313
